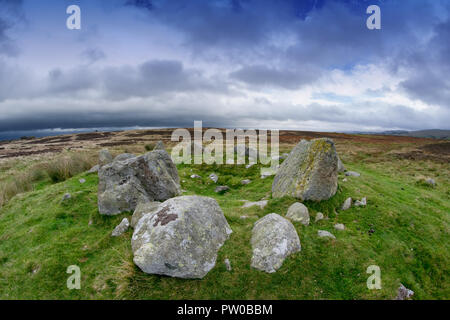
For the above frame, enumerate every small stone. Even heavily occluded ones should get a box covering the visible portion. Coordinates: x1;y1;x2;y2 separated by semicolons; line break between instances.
354;197;367;207
62;193;71;201
395;284;414;300
224;258;232;271
425;178;436;187
240;215;249;219
241;179;252;185
190;174;201;179
215;186;230;193
315;212;324;222
342;178;348;182
79;178;86;184
285;202;310;225
88;165;100;174
318;230;336;239
334;223;345;230
241;200;268;210
111;218;130;237
209;173;218;183
341;197;352;210
245;163;255;169
345;171;360;177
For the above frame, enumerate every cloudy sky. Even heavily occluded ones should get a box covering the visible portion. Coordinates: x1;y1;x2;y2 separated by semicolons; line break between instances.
0;0;449;137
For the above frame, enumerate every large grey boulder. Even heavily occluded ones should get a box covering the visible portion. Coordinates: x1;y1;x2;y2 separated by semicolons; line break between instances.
99;149;113;166
272;138;338;201
98;149;181;215
131;196;232;279
114;153;136;162
285;202;310;225
251;213;301;273
130;201;161;228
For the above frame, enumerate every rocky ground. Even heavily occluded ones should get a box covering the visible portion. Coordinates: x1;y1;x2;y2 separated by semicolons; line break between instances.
0;129;448;299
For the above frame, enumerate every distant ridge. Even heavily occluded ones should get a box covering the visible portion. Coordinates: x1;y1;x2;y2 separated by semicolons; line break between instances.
355;129;450;140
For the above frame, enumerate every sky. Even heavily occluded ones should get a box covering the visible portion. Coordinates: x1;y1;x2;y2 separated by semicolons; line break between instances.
0;0;449;137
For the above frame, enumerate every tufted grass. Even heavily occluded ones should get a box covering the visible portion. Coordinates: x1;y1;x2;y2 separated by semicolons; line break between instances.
0;145;448;299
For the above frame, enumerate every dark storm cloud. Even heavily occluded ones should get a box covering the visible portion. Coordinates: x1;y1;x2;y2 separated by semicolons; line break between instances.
230;65;321;89
0;0;24;56
81;48;107;64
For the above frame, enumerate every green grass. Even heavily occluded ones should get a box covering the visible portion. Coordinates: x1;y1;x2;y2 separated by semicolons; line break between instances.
0;153;448;299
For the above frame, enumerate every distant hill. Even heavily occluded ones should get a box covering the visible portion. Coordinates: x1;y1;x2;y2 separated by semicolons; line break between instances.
355;129;450;140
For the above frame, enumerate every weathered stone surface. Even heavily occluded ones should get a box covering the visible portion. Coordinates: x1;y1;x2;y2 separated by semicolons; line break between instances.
272;138;338;201
354;197;367;207
99;149;113;166
209;173;218;183
318;230;336;239
215;186;230;193
241;200;268;210
345;171;360;177
98;150;181;215
286;202;310;225
190;174;201;179
153;140;165;151
131;201;161;228
342;197;352;210
337;156;346;173
315;212;324;222
241;179;251;185
114;153;136;162
132;196;232;279
88;165;100;174
334;223;345;230
251;213;301;273
395;284;414;300
111;218;130;237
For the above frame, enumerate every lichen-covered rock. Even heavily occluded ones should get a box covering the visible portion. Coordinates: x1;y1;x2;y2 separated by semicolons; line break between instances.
131;201;161;228
99;149;113;166
132;196;232;279
354;197;367;207
98;150;181;215
114;153;136;162
285;202;310;225
272;138;338;201
395;284;414;300
251;213;301;273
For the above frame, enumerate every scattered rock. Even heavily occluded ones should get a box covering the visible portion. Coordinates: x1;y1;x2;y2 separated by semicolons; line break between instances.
224;258;232;271
354;197;367;207
425;178;436;187
215;186;230;194
240;215;249;220
131;201;161;228
99;149;113;166
251;213;301;273
318;230;336;239
88;165;100;174
341;197;352;210
241;200;268;210
285;203;310;225
345;171;360;177
209;173;218;183
337;156;346;173
132;196;232;279
342;178;348;182
153;140;165;151
98;149;181;215
272;138;338;201
315;212;324;222
79;178;86;184
62;193;71;201
111;218;130;237
114;153;136;162
395;284;414;300
190;174;201;179
241;179;252;185
334;223;345;230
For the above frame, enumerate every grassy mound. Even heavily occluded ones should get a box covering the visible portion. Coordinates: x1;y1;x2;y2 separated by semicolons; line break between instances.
0;152;448;299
